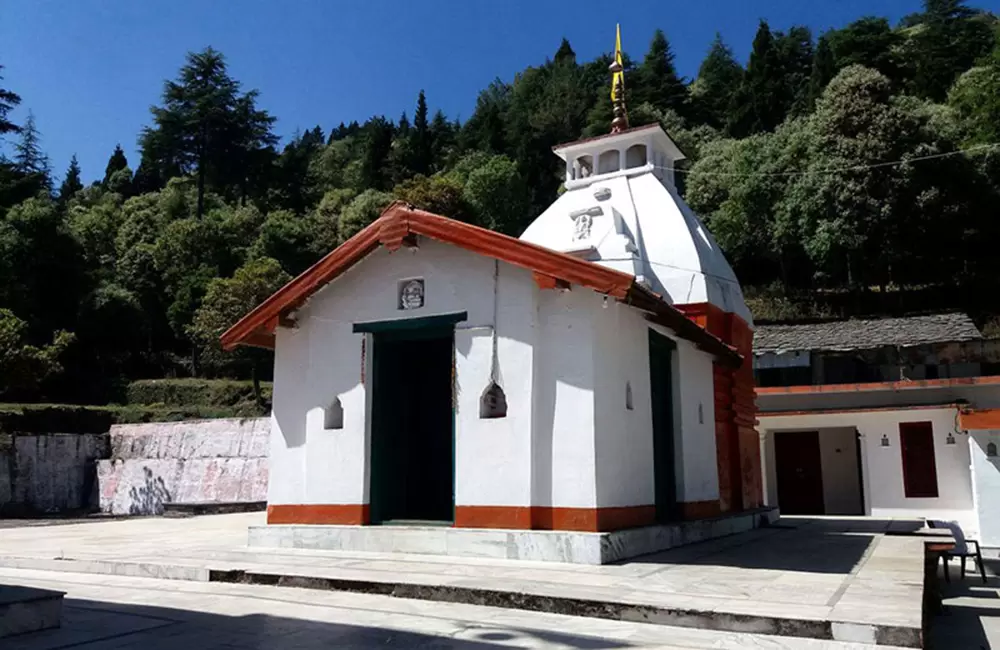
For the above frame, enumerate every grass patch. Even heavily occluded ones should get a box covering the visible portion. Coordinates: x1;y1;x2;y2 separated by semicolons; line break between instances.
126;378;272;410
0;403;265;434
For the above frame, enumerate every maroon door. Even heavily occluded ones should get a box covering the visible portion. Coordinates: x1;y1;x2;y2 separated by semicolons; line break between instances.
899;422;939;498
774;431;825;515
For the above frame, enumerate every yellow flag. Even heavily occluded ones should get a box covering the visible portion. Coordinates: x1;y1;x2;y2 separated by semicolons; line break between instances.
611;23;625;101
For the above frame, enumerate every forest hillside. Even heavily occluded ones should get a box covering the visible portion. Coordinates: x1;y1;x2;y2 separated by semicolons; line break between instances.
2;0;999;404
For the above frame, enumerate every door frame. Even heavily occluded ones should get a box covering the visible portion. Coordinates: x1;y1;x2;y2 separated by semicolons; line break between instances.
363;313;463;526
648;329;678;523
773;430;825;515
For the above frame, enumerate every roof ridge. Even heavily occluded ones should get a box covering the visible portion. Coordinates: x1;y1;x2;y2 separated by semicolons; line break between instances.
220;203;740;365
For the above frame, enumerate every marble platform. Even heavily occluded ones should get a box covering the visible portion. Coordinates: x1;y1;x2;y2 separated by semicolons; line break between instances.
247;508;780;564
0;513;932;647
0;585;63;638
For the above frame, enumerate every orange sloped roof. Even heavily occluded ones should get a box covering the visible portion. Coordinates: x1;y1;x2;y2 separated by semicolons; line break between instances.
220;201;740;365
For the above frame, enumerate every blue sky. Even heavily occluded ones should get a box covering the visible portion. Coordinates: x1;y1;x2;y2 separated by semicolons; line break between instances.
2;0;998;182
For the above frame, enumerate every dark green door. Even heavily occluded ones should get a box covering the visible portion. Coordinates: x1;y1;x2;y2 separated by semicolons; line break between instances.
369;327;454;524
648;329;678;523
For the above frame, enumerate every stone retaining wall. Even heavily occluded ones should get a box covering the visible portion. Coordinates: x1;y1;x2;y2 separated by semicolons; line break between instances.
0;433;109;516
97;418;269;515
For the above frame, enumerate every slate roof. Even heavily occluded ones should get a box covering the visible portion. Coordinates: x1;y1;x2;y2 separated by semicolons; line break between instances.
753;313;982;355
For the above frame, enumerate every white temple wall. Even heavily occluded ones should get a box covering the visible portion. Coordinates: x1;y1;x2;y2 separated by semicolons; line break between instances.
268;234;727;516
593;302;655;509
668;332;720;504
269;240;537;508
453;261;536;508
531;287;599;508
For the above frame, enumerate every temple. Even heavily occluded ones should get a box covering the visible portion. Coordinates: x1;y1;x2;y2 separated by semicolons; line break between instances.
221;28;765;563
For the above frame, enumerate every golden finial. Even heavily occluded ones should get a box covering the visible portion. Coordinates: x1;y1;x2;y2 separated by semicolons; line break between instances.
610;24;628;133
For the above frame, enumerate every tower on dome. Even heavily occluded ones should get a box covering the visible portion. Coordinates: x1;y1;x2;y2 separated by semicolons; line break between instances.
519;26;752;326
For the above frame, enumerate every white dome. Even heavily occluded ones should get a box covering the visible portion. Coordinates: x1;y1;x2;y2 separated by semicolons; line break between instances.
519;125;752;326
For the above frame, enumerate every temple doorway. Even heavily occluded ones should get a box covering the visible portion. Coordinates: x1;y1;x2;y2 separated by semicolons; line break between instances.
369;327;454;524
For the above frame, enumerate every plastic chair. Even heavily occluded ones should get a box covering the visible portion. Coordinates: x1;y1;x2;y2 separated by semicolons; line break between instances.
928;520;987;584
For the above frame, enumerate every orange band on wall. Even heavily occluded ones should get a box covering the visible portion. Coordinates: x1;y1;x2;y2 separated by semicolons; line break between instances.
267;504;370;525
679;500;722;520
454;505;656;532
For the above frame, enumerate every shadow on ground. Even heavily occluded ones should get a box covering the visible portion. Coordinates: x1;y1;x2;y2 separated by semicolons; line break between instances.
624;517;922;574
9;597;638;650
927;568;1000;650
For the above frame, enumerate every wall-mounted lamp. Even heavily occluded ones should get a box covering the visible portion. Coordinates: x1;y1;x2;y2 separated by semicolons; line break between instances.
946;432;956;445
988;442;998;458
881;434;891;447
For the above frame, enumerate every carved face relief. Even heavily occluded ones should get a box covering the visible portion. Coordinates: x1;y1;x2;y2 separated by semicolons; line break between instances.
398;279;425;310
573;213;593;241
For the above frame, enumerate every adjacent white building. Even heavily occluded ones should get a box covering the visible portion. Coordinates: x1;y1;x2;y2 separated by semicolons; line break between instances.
754;313;1000;551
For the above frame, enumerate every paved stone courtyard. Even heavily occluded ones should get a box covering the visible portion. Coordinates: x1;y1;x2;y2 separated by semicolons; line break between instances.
0;513;935;647
1;568;907;649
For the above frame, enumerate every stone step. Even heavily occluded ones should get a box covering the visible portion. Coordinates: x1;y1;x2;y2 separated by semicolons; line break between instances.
162;501;267;517
0;585;63;638
0;554;921;647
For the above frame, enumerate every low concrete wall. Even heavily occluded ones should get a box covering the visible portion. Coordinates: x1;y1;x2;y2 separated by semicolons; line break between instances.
0;433;109;515
97;418;269;515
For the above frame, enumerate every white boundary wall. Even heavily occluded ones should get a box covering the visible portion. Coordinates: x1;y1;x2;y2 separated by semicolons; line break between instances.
97;418;268;515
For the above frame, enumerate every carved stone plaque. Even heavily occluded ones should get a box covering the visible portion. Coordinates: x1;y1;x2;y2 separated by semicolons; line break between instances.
398;278;425;310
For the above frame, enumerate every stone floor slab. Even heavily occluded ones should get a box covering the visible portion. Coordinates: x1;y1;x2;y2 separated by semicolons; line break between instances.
0;568;908;649
0;514;932;647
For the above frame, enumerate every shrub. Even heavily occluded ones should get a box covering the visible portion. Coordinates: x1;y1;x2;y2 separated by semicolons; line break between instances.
0;403;265;434
126;378;272;410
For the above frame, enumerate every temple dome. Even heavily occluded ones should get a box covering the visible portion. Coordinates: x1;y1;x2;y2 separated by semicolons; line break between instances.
519;124;752;326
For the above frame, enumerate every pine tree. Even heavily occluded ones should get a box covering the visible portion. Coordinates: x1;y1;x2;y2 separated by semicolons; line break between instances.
808;36;837;107
138;47;277;218
908;0;995;100
728;21;784;137
429;109;455;171
58;154;83;203
691;34;743;128
460;80;510;154
103;144;129;186
554;38;576;65
0;65;21;137
357;116;395;191
776;26;815;116
13;111;50;183
408;90;432;175
825;17;901;83
633;29;689;117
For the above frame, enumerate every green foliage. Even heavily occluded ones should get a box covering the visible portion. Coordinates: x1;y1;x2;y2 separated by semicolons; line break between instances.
691;35;743;128
103;145;129;186
58;155;83;204
825;17;901;82
1;16;1000;402
139;47;277;217
339;189;394;242
632;30;690;117
251;209;317;275
0;402;265;434
462;155;530;234
395;174;469;222
356;117;395;191
0;309;73;397
12;112;50;192
126;378;272;409
0;64;20;137
188;256;290;379
903;0;997;100
808;37;837;108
